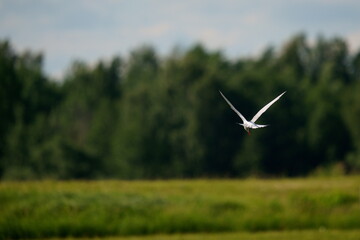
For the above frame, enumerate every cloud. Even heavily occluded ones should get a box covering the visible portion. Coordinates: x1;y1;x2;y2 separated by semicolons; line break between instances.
242;12;267;25
140;23;171;38
346;31;360;53
194;28;239;51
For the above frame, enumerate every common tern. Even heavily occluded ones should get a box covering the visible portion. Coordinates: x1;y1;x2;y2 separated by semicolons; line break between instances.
220;91;286;135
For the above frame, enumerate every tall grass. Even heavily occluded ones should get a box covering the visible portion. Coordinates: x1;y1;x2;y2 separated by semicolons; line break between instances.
0;177;359;239
57;230;360;240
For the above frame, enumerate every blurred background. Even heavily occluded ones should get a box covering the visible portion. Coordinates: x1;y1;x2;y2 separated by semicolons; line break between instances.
1;0;360;180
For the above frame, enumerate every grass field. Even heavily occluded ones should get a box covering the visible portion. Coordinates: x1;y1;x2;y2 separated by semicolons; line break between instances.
59;230;360;240
0;176;359;239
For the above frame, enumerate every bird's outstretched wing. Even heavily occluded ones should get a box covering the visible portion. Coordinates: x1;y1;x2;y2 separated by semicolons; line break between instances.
251;91;286;123
219;91;247;123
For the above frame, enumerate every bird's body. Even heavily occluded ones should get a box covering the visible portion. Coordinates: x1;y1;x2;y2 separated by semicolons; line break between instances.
219;91;286;135
238;121;268;134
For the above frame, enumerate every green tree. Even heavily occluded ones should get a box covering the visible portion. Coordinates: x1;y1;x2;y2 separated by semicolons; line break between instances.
0;40;19;176
53;58;122;178
1;41;61;179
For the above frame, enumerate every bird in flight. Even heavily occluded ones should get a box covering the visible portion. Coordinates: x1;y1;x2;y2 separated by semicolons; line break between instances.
219;91;286;135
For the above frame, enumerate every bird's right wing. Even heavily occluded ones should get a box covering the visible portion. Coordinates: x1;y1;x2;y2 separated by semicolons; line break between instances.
219;91;247;123
251;91;286;123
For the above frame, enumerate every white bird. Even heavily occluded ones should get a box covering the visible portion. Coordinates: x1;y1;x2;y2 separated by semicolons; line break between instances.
219;90;286;135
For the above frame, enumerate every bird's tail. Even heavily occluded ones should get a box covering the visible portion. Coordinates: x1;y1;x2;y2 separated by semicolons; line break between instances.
254;124;269;128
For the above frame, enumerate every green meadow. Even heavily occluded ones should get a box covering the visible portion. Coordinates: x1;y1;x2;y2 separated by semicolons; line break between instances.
0;176;359;239
55;230;360;240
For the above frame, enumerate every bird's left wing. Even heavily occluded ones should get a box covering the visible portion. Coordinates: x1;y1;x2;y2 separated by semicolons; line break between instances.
219;91;247;123
251;91;286;123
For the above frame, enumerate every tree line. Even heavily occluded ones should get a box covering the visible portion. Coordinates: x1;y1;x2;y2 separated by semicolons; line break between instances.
1;33;360;180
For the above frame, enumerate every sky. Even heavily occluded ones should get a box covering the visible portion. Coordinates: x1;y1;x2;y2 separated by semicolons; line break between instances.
1;0;360;79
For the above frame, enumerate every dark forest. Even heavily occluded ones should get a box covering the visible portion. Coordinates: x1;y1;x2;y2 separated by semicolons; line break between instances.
1;34;360;180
